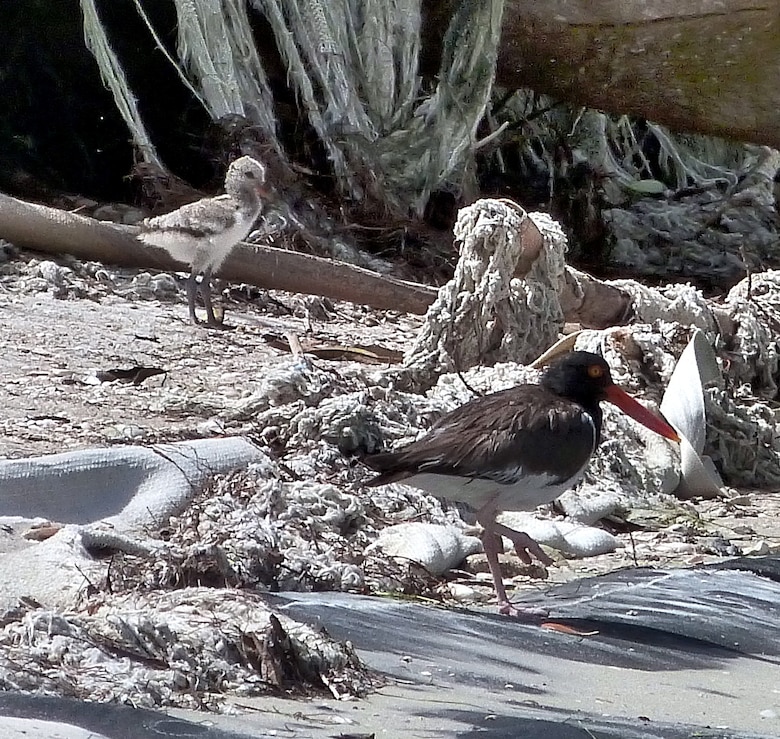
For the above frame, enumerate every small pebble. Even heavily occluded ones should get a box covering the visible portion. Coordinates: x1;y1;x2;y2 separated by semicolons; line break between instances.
448;583;477;601
742;540;770;556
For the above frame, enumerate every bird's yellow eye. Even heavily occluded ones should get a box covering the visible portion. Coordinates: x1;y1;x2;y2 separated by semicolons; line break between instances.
587;364;604;379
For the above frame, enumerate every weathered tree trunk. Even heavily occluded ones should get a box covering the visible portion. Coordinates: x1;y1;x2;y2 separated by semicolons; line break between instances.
494;0;780;147
0;192;733;334
0;193;435;315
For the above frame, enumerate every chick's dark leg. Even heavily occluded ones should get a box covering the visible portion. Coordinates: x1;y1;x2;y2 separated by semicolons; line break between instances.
186;270;200;324
199;266;223;327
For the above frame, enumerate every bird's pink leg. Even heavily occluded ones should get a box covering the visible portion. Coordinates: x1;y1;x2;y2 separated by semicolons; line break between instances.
477;514;548;619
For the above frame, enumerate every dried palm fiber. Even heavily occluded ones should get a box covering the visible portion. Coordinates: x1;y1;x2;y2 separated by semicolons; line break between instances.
251;0;504;213
404;199;566;385
128;0;208;111
570;268;780;488
559;268;780;489
0;589;369;709
82;0;281;163
494;95;779;285
589;124;780;285
249;0;370;201
704;271;780;486
501;98;762;198
174;0;279;143
571;110;752;190
84;0;505;215
596;271;780;403
235;353;661;559
80;0;161;166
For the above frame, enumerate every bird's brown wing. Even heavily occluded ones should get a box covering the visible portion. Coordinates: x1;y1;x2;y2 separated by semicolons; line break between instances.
365;385;596;486
140;196;238;237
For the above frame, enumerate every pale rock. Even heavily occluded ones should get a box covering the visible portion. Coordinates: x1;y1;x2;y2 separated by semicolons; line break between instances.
497;512;618;558
368;522;481;576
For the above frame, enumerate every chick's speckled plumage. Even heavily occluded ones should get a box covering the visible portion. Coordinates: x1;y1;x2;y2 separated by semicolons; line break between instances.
138;156;267;325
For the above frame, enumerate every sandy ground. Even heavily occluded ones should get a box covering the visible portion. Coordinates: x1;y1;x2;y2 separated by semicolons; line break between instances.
2;254;780;737
0;259;419;458
2;258;777;583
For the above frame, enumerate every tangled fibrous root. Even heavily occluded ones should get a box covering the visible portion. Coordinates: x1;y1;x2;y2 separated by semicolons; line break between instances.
0;589;371;710
404;200;567;386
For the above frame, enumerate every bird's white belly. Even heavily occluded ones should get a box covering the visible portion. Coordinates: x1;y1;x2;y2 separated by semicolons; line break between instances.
402;468;586;513
139;217;253;272
196;219;253;272
139;231;197;266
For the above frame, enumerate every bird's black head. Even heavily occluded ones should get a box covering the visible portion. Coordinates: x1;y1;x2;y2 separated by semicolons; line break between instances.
540;351;613;407
541;350;681;444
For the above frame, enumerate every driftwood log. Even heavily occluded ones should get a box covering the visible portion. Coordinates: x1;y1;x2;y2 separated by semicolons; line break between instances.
0;193;435;316
0;191;723;332
499;0;780;148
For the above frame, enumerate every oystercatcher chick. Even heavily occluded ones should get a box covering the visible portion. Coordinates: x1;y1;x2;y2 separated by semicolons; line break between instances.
364;351;680;617
138;156;267;326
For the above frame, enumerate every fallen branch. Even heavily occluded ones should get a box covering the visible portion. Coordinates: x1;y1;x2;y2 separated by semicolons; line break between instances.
0;193;435;315
0;192;733;334
497;0;780;148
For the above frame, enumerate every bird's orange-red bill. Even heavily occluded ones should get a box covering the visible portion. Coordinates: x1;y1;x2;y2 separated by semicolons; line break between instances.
604;385;680;442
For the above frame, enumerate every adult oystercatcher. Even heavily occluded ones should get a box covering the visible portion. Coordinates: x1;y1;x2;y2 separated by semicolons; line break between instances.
364;351;680;616
138;156;268;326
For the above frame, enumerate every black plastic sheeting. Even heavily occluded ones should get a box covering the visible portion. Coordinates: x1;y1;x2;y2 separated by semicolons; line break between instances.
0;693;253;739
0;557;777;738
272;556;780;738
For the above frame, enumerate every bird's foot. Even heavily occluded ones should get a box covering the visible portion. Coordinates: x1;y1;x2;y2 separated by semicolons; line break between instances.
498;601;597;635
498;600;549;620
188;310;233;330
493;523;554;567
202;318;234;331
